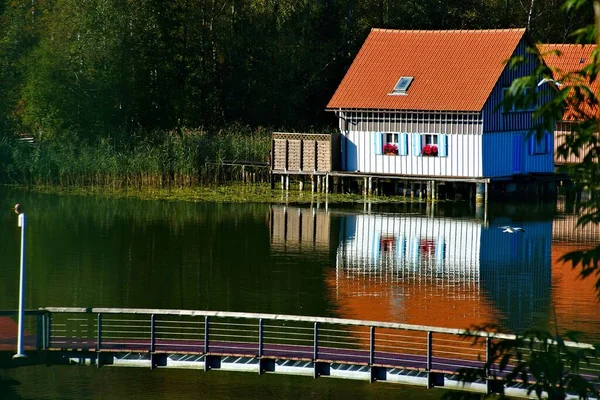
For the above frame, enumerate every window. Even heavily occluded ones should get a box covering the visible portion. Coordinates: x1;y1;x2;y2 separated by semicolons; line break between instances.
502;87;536;113
391;76;414;95
413;134;448;157
529;133;549;155
387;133;399;145
423;134;438;146
374;132;408;155
383;133;399;155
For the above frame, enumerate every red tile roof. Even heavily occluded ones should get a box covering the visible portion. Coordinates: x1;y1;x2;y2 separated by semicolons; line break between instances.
538;44;595;73
537;44;597;120
327;28;527;112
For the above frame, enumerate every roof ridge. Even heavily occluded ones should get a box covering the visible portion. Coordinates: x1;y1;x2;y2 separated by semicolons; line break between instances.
540;43;595;47
370;27;526;34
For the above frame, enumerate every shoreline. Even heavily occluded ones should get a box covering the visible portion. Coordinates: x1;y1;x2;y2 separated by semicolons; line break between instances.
1;183;423;205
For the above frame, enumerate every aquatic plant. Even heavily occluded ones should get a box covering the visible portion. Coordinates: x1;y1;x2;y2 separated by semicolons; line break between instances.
0;125;271;189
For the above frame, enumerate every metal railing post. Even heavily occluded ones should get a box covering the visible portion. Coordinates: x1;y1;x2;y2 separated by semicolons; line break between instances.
150;314;156;353
313;322;319;360
486;337;491;375
258;319;264;357
96;313;103;368
40;313;47;350
36;313;42;351
204;316;209;354
486;336;492;394
369;326;375;364
96;313;102;351
46;313;52;350
426;331;433;371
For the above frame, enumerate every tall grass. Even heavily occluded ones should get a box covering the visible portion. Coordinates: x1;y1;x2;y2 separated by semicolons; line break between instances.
0;125;272;188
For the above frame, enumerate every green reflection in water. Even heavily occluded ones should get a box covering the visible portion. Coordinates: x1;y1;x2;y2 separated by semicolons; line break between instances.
0;187;336;317
1;366;447;400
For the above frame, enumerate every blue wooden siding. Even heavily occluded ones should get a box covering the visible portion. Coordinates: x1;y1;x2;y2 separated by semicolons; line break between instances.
482;131;524;177
480;36;555;175
482;38;546;133
524;132;554;173
482;130;553;176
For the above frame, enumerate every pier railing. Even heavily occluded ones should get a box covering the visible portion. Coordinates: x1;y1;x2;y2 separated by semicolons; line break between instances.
42;308;487;363
1;308;599;397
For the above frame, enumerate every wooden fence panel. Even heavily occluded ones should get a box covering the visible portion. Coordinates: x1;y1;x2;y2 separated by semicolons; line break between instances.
274;139;287;170
288;140;302;170
317;141;331;172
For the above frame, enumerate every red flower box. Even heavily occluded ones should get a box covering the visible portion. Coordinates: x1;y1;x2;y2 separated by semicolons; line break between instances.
383;143;398;155
422;144;438;156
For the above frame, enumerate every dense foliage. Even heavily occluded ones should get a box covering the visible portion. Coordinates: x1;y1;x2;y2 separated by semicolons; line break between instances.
0;0;594;141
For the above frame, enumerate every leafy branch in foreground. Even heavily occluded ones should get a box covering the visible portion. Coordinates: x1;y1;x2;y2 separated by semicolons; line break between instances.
447;6;600;396
442;326;599;400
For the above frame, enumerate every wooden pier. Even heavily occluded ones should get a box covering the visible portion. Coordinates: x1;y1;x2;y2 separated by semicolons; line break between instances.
0;308;598;398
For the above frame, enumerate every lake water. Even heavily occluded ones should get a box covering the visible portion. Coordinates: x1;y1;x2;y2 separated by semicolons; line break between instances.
0;187;598;399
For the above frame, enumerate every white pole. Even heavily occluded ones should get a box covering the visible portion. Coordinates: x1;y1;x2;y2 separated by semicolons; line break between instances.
14;205;27;359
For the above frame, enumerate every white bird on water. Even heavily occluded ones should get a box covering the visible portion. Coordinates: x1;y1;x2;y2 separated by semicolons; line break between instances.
499;226;525;234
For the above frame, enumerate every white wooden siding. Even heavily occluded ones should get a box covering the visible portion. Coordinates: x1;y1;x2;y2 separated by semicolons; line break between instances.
346;130;483;177
340;111;484;177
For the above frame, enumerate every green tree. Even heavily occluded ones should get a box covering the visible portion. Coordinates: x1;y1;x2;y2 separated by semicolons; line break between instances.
0;0;50;137
445;1;600;399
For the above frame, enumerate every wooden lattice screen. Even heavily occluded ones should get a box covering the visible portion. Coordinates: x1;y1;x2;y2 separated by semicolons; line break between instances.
271;133;335;172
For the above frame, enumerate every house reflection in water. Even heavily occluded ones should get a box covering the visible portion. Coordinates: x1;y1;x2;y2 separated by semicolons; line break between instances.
269;205;333;256
335;213;552;332
269;205;553;333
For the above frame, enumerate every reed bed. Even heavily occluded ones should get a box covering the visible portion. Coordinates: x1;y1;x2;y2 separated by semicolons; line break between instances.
0;126;272;189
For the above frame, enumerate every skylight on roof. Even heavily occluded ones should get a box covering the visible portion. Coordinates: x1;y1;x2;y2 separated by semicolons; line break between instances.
392;76;414;94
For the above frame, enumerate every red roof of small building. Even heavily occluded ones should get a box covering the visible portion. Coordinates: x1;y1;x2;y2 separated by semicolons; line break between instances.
537;43;597;120
327;28;527;112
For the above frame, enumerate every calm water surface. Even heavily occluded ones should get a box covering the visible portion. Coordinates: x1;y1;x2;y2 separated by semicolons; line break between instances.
0;187;598;399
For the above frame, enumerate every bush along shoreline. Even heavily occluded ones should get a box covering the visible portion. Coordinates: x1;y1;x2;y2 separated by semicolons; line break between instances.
0;126;272;189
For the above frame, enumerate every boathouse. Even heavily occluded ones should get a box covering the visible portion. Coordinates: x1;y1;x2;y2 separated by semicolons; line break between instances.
537;43;597;166
324;28;556;200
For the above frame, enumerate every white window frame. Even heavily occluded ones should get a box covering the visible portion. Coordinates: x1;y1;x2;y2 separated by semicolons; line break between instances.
386;133;399;145
423;134;438;146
